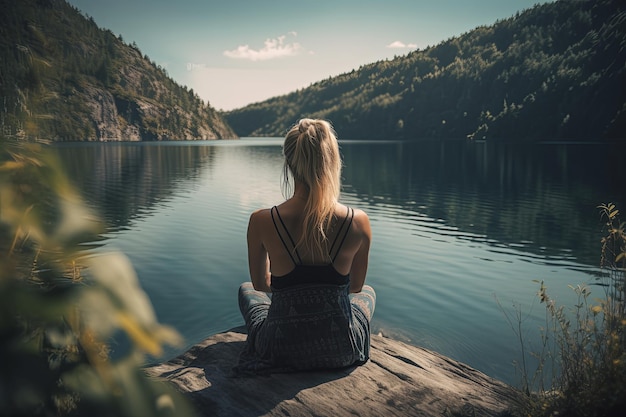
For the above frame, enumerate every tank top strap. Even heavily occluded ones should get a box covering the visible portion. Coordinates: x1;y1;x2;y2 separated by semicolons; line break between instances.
329;206;354;263
271;206;302;266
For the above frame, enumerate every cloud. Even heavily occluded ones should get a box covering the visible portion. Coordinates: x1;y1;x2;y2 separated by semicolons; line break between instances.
387;40;418;49
224;33;303;61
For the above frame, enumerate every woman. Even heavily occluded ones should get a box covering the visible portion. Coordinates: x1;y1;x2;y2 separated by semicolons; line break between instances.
236;118;376;374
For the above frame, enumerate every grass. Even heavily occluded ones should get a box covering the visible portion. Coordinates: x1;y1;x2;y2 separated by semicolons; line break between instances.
504;203;626;417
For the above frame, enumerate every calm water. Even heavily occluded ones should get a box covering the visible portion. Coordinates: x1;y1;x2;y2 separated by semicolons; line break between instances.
53;138;625;386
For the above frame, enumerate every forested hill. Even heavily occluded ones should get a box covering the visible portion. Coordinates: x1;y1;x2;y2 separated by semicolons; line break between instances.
0;0;236;141
225;0;625;142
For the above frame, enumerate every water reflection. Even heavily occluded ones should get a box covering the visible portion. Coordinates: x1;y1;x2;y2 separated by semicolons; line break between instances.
341;140;625;267
53;139;625;267
53;142;217;231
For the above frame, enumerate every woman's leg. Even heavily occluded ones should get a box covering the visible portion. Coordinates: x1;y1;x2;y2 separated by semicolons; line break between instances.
350;285;376;363
350;284;376;322
238;282;271;331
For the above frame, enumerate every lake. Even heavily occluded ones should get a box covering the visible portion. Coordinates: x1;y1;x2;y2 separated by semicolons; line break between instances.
53;138;625;386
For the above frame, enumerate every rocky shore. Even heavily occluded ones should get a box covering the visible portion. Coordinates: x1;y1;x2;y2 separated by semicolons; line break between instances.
145;328;522;417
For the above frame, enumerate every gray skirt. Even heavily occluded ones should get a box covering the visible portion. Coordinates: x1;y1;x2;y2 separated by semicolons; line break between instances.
235;282;376;375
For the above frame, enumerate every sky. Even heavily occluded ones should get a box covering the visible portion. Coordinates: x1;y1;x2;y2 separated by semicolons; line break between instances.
66;0;552;111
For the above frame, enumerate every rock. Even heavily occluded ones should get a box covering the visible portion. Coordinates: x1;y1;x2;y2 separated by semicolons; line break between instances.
145;328;522;417
83;86;124;141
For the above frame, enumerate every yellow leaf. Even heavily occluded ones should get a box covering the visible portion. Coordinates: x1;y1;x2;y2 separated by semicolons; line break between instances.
0;160;25;171
115;312;162;357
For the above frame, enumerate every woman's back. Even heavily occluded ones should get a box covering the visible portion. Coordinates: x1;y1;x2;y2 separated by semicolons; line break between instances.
248;199;371;293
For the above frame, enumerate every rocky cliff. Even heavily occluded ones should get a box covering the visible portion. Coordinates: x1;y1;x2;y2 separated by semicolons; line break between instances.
0;0;237;141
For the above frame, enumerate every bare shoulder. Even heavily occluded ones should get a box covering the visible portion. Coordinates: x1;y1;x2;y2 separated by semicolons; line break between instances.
248;207;273;228
250;207;271;219
351;207;369;220
337;205;370;237
352;208;371;230
336;204;368;220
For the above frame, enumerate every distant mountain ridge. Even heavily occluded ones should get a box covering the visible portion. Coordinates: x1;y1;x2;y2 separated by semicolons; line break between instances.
224;0;625;142
0;0;237;141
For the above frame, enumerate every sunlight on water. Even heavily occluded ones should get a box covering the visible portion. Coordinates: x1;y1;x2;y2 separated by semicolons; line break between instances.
53;138;622;385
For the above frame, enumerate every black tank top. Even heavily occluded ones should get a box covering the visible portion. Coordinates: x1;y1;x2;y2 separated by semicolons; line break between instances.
270;205;354;289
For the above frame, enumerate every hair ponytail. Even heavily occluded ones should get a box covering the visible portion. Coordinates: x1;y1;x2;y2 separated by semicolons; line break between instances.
282;119;341;259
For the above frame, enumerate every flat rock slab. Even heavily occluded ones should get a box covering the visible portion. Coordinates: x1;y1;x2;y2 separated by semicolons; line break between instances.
146;328;522;417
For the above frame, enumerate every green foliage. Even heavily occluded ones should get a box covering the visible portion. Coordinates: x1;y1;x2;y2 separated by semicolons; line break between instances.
0;139;196;416
225;0;625;142
506;203;626;417
0;0;236;141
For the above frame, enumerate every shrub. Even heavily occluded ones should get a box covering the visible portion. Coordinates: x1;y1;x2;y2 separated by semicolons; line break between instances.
0;139;195;416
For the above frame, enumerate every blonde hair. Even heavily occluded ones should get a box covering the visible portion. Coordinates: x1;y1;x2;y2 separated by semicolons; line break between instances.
282;118;342;258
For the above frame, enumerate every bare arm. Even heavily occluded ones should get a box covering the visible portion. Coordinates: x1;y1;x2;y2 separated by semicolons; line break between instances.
247;210;272;292
349;209;372;293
